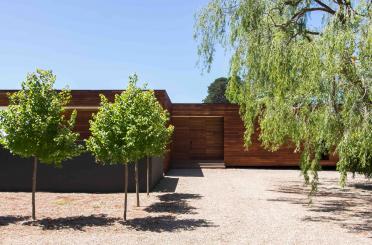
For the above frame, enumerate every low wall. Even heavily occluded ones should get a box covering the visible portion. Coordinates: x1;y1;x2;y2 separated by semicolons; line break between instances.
0;148;163;193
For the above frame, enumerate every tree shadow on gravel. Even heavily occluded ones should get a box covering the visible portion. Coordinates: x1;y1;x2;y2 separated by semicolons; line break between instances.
0;215;30;226
120;215;215;232
132;193;215;232
23;214;120;231
144;193;202;214
267;180;372;237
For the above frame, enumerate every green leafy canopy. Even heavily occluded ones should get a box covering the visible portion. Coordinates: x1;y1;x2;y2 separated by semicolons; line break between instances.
86;75;173;165
195;0;371;190
0;69;83;165
203;77;230;103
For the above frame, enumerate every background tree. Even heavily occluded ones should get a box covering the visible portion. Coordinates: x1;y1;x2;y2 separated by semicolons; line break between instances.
203;77;229;103
0;69;83;220
195;0;371;192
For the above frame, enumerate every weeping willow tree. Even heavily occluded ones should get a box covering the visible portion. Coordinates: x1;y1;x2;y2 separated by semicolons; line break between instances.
195;0;371;192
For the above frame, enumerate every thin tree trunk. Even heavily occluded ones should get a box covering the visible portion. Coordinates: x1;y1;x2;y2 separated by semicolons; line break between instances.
135;161;139;207
146;156;150;196
124;164;128;221
32;157;37;221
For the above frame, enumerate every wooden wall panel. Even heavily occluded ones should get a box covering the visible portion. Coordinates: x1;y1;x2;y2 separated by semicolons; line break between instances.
0;91;337;168
223;111;301;166
171;116;224;166
172;104;337;167
65;109;97;140
171;117;190;161
171;104;235;117
0;90;171;109
205;117;224;159
0;89;173;172
189;118;207;159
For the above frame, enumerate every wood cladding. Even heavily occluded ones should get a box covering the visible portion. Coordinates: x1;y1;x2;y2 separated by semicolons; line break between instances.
0;90;172;140
65;109;96;139
0;91;337;169
0;90;171;110
172;103;337;167
205;118;224;159
0;90;173;172
171;117;224;165
223;111;300;166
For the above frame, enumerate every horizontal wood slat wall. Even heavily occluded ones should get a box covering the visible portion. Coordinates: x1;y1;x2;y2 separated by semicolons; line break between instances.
170;116;224;165
0;90;172;109
223;111;300;166
0;91;337;169
1;90;171;138
205;117;224;159
0;90;173;172
172;104;337;167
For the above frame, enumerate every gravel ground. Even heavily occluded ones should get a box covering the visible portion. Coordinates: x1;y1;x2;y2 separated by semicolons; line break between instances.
1;168;371;245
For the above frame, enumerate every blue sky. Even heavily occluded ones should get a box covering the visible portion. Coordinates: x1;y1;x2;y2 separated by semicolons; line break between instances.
0;0;230;103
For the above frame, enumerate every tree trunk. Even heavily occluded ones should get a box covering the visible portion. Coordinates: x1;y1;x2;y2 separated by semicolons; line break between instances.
146;156;150;196
135;161;140;207
124;164;128;221
32;157;37;221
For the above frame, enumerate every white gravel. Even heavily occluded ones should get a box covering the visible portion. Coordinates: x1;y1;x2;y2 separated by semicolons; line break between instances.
1;168;371;245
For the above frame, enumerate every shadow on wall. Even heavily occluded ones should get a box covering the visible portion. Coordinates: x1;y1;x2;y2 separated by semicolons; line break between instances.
267;180;372;236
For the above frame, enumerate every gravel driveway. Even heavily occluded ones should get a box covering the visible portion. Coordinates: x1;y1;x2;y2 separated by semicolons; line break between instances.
1;168;371;244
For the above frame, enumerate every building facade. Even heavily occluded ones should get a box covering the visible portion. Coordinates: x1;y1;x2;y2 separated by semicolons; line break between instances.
0;89;337;172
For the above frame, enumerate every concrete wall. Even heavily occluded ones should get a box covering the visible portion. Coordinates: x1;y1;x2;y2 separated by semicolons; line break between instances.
0;147;164;193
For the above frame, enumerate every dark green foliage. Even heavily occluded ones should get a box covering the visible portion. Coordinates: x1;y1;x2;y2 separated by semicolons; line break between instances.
203;77;229;103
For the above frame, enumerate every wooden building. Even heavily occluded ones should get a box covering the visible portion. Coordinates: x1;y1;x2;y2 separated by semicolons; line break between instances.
0;90;337;172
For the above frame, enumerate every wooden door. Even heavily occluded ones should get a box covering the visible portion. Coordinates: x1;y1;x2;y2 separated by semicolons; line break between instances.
190;118;206;159
205;117;224;159
171;117;224;164
171;117;190;161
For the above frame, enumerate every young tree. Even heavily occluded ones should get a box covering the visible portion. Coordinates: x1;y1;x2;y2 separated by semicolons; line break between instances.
0;69;83;220
138;89;173;196
86;75;150;219
119;75;146;207
195;0;371;192
115;75;173;204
